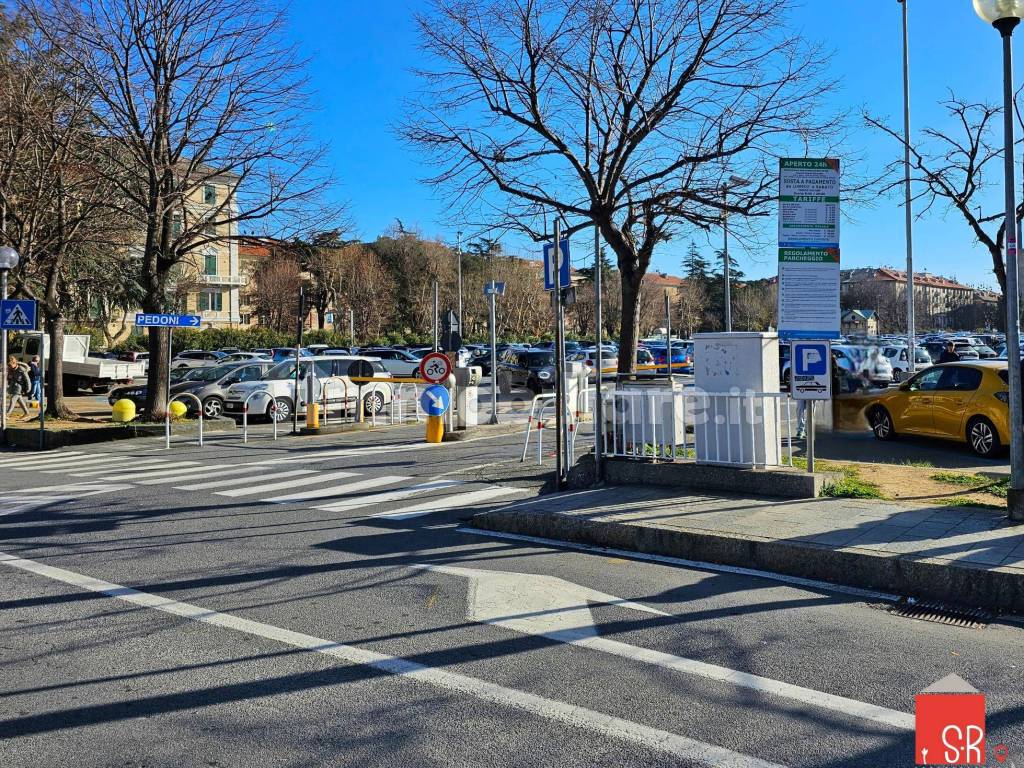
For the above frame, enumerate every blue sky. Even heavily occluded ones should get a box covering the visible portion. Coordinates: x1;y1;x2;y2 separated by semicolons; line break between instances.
288;0;1019;290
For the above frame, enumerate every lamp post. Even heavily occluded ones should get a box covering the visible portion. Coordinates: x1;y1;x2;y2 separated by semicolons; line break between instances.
975;0;1024;521
0;246;20;436
721;175;750;332
899;0;916;375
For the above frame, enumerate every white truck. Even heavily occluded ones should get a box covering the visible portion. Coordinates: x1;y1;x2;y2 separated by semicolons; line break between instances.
8;334;145;394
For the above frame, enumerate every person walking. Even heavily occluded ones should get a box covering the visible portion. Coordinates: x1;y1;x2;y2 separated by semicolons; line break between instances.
29;355;41;406
937;341;961;364
5;356;31;418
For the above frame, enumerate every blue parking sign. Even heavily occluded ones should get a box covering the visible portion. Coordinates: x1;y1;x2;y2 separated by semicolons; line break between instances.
420;385;450;416
791;341;831;400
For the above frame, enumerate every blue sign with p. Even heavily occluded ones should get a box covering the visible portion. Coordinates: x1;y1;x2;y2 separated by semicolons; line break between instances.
794;343;828;376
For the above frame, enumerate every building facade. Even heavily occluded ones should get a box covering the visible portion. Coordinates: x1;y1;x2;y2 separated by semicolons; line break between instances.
840;268;976;330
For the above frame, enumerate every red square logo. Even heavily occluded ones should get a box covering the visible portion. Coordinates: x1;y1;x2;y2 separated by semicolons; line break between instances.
916;692;986;765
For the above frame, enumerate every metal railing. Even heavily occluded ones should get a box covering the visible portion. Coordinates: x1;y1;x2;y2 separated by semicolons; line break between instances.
165;392;203;449
242;390;278;443
602;387;794;468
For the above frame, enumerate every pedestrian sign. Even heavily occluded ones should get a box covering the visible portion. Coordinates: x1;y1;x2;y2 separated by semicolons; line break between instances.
791;340;831;400
420;384;450;416
542;239;571;291
0;299;36;330
134;313;201;328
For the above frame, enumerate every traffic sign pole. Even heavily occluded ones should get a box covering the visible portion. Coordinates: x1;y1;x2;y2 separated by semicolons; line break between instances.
1;270;7;436
488;285;498;425
553;219;565;491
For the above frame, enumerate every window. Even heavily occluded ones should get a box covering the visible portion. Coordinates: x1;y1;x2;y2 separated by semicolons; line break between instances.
198;291;223;312
203;253;218;276
938;366;983;392
172;214;182;237
909;368;944;392
238;366;263;382
203;185;216;205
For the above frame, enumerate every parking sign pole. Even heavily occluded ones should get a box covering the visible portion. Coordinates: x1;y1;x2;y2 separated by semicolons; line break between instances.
806;402;815;474
1;269;7;435
488;286;498;425
552;219;565;490
594;225;604;483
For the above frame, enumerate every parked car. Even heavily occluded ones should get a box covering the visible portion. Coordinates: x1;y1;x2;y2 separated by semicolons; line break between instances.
923;340;980;363
867;361;1010;457
496;349;558;394
223;356;393;422
118;350;150;374
270;347;314;362
571;350;618;380
172;349;227;369
221;351;273;363
108;367;202;412
881;345;933;382
362;347;423;377
645;342;692;375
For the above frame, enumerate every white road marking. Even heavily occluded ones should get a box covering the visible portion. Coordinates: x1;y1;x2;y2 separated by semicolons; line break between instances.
78;461;205;481
5;454;111;471
416;564;914;732
37;456;122;473
0;496;77;516
1;482;134;496
262;475;409;503
372;487;524;519
0;450;88;467
175;469;318;491
0;484;134;514
69;458;178;476
311;478;466;512
215;470;361;498
134;462;278;485
0;551;787;768
457;528;901;604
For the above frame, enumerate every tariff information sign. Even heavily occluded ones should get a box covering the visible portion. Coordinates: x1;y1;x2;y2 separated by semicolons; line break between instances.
777;158;841;340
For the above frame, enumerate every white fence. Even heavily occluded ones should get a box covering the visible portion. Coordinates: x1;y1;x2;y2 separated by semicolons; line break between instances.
602;387;795;468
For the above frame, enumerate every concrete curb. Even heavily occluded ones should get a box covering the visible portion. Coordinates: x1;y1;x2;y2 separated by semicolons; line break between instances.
470;507;1024;613
444;422;526;441
2;417;237;449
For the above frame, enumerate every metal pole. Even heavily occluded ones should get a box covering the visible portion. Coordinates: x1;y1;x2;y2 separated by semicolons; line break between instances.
349;308;355;349
433;280;439;352
996;16;1024;521
38;331;45;450
456;230;463;331
293;286;304;435
594;225;604;482
553;219;564;490
165;327;172;449
723;187;732;332
488;287;498;424
1;270;7;436
807;402;815;473
900;0;916;374
664;290;672;381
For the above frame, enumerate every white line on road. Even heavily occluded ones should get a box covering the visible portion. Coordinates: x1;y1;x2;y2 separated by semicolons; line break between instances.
134;461;278;485
1;482;134;496
69;458;179;477
175;469;319;491
36;456;123;473
4;454;111;471
370;487;524;520
262;475;409;503
0;550;787;768
0;451;89;467
312;478;466;513
78;462;206;481
215;469;361;498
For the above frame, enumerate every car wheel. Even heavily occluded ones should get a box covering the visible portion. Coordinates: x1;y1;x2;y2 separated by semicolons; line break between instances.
967;417;1000;458
498;374;512;395
364;391;385;415
268;397;292;422
892;368;903;383
202;397;224;418
869;406;896;441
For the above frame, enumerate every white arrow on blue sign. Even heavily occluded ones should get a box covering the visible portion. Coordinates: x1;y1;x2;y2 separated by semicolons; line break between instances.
420;384;450;417
0;299;36;330
134;313;202;328
542;239;571;291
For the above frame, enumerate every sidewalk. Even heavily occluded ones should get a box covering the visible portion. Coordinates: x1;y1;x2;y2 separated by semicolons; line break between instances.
471;485;1024;613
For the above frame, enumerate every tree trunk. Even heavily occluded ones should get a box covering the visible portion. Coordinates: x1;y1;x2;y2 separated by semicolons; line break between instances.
46;314;75;419
617;269;642;376
144;280;170;420
317;308;325;329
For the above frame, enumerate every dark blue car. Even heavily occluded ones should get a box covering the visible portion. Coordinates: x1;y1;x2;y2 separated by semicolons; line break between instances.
645;342;693;375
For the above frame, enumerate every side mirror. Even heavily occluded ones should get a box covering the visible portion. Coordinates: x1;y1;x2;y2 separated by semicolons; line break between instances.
223;377;239;386
900;382;912;392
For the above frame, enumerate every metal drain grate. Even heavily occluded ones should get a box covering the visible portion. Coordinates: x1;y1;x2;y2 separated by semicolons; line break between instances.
889;598;992;628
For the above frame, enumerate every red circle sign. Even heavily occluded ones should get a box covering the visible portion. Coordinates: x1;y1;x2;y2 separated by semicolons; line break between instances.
419;351;452;384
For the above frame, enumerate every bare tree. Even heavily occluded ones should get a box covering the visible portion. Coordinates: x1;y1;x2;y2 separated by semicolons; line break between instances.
245;257;303;332
0;12;133;417
29;0;336;418
866;97;1016;294
405;0;841;372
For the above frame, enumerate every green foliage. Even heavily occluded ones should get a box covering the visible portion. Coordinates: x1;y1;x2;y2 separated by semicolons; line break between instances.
66;324;107;351
930;472;987;487
789;457;885;499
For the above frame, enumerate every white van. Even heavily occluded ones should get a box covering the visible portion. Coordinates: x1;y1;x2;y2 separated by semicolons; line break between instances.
222;355;393;422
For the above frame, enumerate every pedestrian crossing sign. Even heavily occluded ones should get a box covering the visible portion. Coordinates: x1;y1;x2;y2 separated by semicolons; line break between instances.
0;299;36;330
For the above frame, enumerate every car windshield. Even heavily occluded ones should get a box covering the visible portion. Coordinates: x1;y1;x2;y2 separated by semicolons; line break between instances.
526;352;555;367
264;361;312;380
189;364;236;382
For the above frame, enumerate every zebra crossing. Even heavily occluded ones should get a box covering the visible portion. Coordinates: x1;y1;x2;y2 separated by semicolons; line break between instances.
0;445;524;520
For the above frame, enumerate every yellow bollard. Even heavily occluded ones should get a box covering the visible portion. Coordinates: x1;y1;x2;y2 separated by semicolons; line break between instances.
306;402;320;429
168;400;187;419
426;414;444;443
111;398;137;423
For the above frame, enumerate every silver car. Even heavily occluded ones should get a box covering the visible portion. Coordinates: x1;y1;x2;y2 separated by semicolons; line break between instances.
171;360;276;418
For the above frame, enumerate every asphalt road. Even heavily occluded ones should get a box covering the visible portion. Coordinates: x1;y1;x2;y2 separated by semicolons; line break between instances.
1;427;1023;767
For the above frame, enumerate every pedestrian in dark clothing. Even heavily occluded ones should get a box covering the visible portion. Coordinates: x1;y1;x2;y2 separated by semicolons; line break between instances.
29;356;41;405
937;342;960;364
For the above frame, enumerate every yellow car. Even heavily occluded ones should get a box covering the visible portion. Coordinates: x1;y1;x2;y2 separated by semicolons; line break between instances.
867;361;1010;458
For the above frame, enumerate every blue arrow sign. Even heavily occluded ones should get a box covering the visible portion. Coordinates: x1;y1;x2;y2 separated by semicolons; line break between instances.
542;239;571;291
420;384;450;417
0;299;36;330
134;313;202;328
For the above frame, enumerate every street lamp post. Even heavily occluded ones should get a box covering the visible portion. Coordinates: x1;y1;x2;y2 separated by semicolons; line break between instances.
0;246;21;437
899;0;917;376
975;0;1024;521
721;175;750;332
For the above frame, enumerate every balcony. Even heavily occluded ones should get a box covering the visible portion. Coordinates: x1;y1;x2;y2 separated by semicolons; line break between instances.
198;273;246;287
